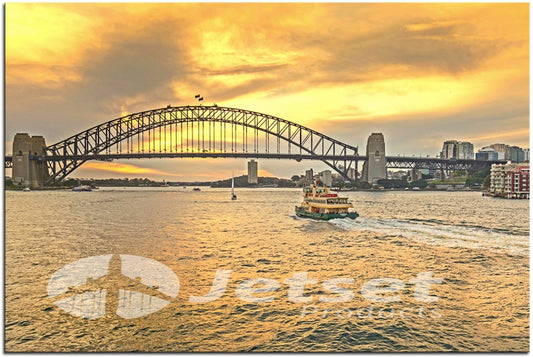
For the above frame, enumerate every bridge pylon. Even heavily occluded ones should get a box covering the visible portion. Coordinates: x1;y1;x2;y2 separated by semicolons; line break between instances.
11;133;49;188
361;133;386;184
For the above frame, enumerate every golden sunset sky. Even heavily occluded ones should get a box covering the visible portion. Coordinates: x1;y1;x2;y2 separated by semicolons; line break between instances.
5;3;530;181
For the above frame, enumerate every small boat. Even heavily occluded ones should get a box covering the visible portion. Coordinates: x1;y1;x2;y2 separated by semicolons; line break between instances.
231;176;237;200
295;182;358;220
22;187;30;192
193;187;201;191
72;185;92;192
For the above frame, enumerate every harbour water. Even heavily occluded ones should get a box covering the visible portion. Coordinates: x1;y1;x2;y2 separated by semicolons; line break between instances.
5;188;529;352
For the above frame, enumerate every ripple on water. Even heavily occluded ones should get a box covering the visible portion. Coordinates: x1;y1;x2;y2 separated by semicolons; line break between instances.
4;189;529;352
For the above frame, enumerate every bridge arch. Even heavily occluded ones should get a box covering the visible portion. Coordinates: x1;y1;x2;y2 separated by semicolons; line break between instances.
44;105;360;184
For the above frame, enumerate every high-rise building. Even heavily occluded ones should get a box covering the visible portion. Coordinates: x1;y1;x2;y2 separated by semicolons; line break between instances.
440;140;457;159
509;146;525;163
320;170;332;186
441;140;474;159
476;147;499;161
489;143;510;160
524;148;530;162
458;142;474;159
305;169;314;181
347;168;357;181
247;160;258;184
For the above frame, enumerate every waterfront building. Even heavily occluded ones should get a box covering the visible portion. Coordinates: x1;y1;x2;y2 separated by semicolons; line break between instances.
490;164;506;196
476;147;499;161
441;140;474;159
247;160;258;184
490;163;530;198
504;166;529;198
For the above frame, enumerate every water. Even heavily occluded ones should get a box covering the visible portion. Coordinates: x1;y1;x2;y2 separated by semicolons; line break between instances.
5;188;529;351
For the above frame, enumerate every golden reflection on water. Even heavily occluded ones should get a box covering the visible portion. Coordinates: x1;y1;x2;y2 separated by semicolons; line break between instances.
5;188;529;351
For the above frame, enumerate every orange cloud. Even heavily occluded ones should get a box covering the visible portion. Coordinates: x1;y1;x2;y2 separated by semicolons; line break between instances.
5;3;529;182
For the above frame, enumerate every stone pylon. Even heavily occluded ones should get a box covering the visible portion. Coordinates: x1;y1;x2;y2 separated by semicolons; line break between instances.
12;133;49;188
362;133;386;184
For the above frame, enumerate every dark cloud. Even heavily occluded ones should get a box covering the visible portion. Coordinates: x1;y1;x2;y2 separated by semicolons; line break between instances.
200;63;288;76
290;21;504;87
6;18;193;146
321;91;529;157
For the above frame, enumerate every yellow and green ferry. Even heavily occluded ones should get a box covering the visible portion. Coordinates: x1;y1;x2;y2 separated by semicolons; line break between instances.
295;182;358;220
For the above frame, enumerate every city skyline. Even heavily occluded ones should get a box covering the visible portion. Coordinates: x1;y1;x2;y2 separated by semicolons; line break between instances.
5;3;529;181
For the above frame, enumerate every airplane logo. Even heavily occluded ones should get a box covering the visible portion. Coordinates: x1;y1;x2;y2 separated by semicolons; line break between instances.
47;254;180;319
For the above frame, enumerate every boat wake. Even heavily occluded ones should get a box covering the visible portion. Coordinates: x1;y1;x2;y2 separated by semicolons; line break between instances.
329;217;529;256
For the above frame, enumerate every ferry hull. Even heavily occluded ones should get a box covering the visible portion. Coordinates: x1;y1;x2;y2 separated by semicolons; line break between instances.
295;207;358;220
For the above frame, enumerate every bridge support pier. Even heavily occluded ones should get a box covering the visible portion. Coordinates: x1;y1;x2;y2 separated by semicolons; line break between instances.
12;133;49;188
410;168;422;181
362;133;386;184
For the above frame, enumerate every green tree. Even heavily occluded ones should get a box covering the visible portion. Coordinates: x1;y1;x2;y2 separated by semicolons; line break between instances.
466;167;491;187
409;179;428;189
356;181;371;190
377;179;409;189
335;181;345;189
482;175;491;189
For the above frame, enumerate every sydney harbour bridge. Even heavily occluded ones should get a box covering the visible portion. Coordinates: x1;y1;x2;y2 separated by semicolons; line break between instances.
5;105;502;187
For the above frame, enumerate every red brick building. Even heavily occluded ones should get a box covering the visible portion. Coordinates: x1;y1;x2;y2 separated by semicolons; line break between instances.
504;165;529;198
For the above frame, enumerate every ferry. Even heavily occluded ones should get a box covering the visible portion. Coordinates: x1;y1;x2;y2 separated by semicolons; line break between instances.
295;182;358;220
72;185;92;192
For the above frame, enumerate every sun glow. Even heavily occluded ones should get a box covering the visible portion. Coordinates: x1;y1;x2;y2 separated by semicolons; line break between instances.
6;3;529;180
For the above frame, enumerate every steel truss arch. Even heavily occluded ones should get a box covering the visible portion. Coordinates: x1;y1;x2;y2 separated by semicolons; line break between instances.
44;105;359;184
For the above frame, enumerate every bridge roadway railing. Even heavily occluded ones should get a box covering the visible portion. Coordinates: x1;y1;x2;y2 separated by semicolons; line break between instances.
38;152;502;173
384;156;505;171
